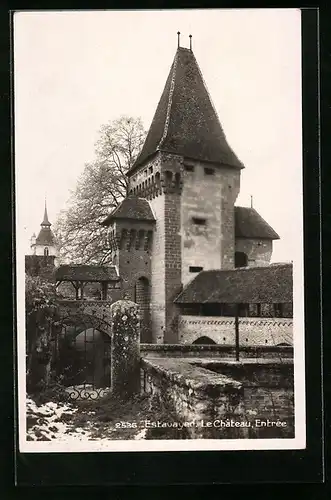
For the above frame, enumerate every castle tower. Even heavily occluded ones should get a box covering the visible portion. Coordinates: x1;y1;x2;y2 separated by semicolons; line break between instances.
125;41;244;343
30;202;57;258
102;197;155;343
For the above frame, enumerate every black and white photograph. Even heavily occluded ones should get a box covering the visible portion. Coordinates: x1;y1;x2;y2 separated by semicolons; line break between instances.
14;8;305;452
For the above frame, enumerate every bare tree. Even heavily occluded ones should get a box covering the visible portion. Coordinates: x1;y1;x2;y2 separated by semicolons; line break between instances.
54;116;146;264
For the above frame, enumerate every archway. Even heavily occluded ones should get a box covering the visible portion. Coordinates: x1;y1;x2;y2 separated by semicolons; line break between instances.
235;251;248;268
55;306;113;397
192;336;217;345
135;277;152;343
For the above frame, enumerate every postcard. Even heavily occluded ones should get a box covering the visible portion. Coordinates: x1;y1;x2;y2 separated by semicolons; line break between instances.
14;8;305;453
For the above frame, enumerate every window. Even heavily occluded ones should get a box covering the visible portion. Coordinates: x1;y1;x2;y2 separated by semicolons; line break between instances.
184;164;194;172
192;217;206;226
235;251;248;268
238;303;249;317
192;336;216;345
149;166;153;174
274;303;284;317
189;266;203;273
204;167;215;176
44;247;49;256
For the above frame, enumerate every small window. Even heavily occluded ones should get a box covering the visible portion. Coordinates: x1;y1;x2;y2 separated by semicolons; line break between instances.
44;247;49;256
189;266;203;273
149;166;153;174
204;167;215;176
184;164;194;172
192;217;206;226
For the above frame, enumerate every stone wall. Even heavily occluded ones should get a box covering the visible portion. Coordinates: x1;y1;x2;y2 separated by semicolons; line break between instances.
235;238;273;267
180;160;240;285
149;190;166;344
164;191;182;344
141;357;294;439
141;343;293;359
178;315;293;346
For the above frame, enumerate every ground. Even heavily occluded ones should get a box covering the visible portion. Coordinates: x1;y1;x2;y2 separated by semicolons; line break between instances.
26;390;189;441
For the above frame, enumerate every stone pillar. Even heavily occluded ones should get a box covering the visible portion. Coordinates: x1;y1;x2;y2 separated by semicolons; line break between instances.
110;300;141;400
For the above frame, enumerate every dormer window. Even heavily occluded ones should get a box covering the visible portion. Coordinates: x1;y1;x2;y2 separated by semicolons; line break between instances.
192;217;206;226
204;167;215;176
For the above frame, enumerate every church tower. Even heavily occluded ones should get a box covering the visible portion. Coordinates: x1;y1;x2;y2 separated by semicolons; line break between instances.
26;202;58;281
31;202;57;258
123;37;244;343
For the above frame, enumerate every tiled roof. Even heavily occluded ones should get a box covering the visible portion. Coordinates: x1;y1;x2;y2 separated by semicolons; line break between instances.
235;207;280;240
175;263;293;304
55;265;120;282
128;47;244;174
35;228;56;246
102;196;155;226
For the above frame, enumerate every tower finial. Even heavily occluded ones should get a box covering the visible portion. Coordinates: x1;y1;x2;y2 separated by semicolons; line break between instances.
177;31;180;48
250;195;253;208
189;34;192;51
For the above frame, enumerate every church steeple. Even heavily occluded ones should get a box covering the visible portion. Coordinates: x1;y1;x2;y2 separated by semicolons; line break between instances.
41;200;51;228
128;42;244;174
30;202;57;258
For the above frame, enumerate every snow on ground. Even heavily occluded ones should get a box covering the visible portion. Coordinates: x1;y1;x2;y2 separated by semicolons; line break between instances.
26;397;147;442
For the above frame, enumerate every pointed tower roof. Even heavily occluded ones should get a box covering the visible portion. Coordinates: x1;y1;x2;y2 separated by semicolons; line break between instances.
129;46;244;174
33;202;56;247
41;201;51;227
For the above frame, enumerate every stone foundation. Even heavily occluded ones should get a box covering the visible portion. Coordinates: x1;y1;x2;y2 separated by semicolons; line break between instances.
141;357;294;439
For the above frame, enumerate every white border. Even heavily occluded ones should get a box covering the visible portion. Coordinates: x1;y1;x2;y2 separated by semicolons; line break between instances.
16;11;306;453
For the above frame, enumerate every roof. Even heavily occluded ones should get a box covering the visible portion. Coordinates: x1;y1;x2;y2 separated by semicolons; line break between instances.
128;47;244;174
235;207;280;240
35;227;56;246
42;204;51;226
55;265;120;282
174;263;293;304
102;196;156;226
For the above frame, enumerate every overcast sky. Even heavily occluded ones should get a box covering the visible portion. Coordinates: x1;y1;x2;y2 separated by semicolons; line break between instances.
14;9;302;262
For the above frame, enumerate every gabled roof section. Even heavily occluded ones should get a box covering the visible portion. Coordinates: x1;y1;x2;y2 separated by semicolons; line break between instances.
102;196;156;226
35;227;55;246
55;265;120;282
175;263;293;305
235;207;280;240
129;47;244;174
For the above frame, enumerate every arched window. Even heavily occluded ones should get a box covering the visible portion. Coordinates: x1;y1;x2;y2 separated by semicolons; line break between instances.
235;251;248;268
44;247;49;256
192;336;216;345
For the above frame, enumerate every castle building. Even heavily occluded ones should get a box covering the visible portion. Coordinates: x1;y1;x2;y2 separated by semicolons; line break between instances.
25;203;58;280
100;41;288;345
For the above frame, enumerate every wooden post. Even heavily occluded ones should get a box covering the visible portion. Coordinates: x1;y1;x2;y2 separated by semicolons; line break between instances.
101;282;108;300
235;303;240;361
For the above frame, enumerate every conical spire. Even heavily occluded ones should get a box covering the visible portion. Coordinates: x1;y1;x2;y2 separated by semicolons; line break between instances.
129;45;244;173
41;200;51;227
